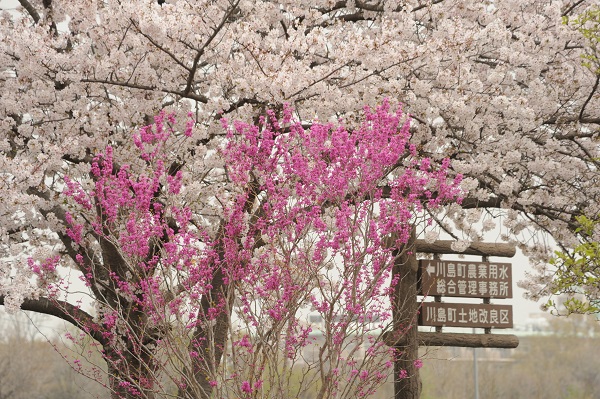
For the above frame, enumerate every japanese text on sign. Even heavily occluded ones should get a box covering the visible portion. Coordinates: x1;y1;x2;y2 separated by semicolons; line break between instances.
418;303;513;329
418;260;512;299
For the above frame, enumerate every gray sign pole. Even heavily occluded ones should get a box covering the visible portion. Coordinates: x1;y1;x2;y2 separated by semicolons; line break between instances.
473;327;480;399
474;255;488;399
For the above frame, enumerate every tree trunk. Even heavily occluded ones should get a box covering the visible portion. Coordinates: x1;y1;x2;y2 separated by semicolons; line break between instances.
182;234;233;399
193;267;233;399
105;347;156;399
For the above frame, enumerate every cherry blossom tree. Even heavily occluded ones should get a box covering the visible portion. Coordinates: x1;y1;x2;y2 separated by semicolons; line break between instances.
2;101;462;398
1;0;599;397
524;4;600;314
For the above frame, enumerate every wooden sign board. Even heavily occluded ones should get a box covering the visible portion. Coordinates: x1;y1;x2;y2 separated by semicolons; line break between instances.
418;260;512;299
419;302;513;329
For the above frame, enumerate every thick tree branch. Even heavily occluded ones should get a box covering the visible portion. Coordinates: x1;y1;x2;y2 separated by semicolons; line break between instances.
130;18;192;72
25;187;106;301
579;74;600;122
17;0;41;23
0;295;107;346
183;0;241;96
562;0;586;17
459;196;504;209
316;0;444;14
288;61;356;99
80;78;208;103
543;115;600;125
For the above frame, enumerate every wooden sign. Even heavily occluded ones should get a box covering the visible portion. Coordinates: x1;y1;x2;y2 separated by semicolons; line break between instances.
419;302;513;329
418;260;512;299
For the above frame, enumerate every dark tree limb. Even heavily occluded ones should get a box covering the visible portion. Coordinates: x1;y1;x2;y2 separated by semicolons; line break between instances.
579;74;600;123
183;0;241;96
130;18;191;72
0;295;106;346
17;0;41;23
80;78;209;103
25;187;106;301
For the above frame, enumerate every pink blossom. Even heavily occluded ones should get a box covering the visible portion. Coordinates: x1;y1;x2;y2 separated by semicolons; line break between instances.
241;380;252;393
414;359;423;369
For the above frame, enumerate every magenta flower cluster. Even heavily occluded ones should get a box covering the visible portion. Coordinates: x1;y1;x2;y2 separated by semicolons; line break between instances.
29;100;462;397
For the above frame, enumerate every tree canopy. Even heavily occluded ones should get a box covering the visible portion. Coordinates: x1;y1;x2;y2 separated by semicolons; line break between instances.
1;0;599;398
